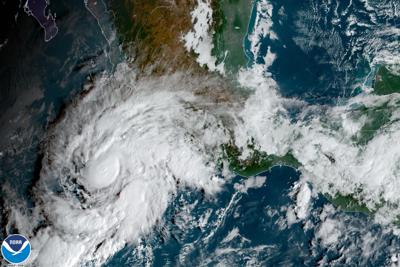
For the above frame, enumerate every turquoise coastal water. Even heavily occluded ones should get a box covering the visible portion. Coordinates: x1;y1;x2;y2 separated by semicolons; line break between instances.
1;0;400;265
106;0;400;265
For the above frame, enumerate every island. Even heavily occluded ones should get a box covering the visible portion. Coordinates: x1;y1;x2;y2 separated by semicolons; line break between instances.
24;0;58;42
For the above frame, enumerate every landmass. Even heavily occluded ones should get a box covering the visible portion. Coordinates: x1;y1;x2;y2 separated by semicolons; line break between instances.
24;0;58;42
108;0;400;220
373;65;400;95
221;140;376;216
329;65;400;215
109;0;203;74
109;0;253;75
222;141;300;177
212;0;253;74
351;102;394;145
325;193;372;214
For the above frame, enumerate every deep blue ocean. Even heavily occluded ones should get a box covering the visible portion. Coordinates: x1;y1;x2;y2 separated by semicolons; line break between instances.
106;1;399;265
0;0;118;203
1;0;399;266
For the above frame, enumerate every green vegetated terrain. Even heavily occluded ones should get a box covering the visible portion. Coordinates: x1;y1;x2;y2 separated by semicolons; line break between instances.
326;194;372;214
327;192;400;225
221;139;391;218
351;102;395;145
350;65;400;146
109;2;400;221
348;65;400;145
222;141;378;216
335;103;400;213
325;66;400;215
213;0;253;74
222;142;300;177
374;65;400;95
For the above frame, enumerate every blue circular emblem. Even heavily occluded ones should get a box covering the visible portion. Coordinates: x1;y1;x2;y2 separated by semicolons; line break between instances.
1;234;31;265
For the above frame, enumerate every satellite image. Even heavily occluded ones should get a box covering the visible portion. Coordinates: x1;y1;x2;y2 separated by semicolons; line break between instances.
0;0;400;266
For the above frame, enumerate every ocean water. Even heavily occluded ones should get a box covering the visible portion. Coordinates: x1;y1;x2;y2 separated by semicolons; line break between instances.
246;0;399;104
104;166;396;266
0;0;118;229
2;0;400;266
103;0;400;265
104;167;309;266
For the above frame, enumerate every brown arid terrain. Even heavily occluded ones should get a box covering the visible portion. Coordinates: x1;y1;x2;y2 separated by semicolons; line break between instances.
109;0;245;103
110;0;205;75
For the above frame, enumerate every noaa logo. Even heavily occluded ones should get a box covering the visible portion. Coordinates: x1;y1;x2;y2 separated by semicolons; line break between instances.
1;234;31;265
